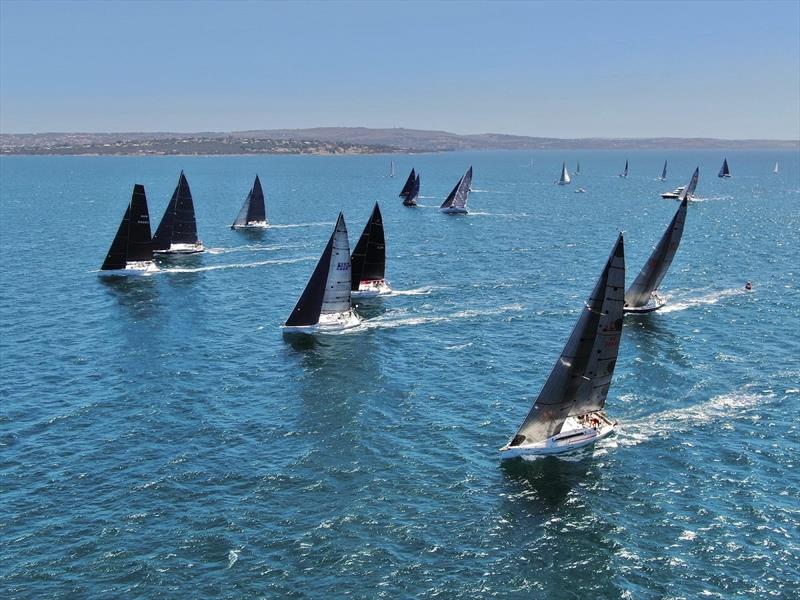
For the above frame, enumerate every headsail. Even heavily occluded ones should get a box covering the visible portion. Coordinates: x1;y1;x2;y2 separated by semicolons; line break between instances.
102;184;154;269
399;169;416;198
678;167;699;201
625;199;688;308
660;160;667;180
232;175;267;227
351;203;386;290
508;234;625;446
718;158;730;178
440;166;472;210
153;171;199;249
558;161;571;185
285;213;351;326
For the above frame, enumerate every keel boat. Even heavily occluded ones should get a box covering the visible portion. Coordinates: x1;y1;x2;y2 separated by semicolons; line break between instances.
232;174;268;229
152;171;204;254
440;167;472;214
100;184;158;275
351;203;391;297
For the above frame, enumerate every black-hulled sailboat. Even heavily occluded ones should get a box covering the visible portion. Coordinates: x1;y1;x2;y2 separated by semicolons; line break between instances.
557;161;571;185
624;198;688;313
231;175;268;229
100;184;158;275
152;171;204;254
283;213;360;332
718;158;731;178
440;166;472;214
500;234;625;459
351;202;391;297
619;160;629;178
399;169;416;199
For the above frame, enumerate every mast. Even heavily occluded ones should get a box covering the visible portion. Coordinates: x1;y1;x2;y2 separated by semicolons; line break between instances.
625;199;688;308
153;171;199;249
678;167;699;201
558;161;571;185
508;234;625;447
350;203;386;290
102;184;154;269
399;169;416;198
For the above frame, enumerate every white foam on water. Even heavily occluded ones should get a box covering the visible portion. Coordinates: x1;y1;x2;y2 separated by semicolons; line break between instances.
207;243;298;255
161;256;315;274
389;286;437;296
353;303;524;332
659;287;746;313
268;222;334;229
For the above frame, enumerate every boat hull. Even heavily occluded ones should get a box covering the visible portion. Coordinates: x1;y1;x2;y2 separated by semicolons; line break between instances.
154;242;205;255
500;413;616;460
441;207;468;215
352;279;392;298
282;310;361;333
623;293;665;314
99;261;159;276
402;199;418;207
231;221;269;230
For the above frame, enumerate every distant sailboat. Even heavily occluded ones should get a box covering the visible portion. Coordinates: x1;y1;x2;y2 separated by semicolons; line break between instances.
624;199;688;313
659;160;667;181
440;166;473;214
351;202;391;297
619;160;629;178
500;233;625;459
557;161;571;185
231;174;268;229
398;168;416;199
575;161;581;175
678;167;699;202
404;173;421;207
389;160;396;178
152;171;204;254
100;184;158;275
718;158;731;178
283;213;360;332
774;162;779;174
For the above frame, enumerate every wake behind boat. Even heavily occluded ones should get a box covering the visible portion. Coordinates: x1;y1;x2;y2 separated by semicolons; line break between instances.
440;167;472;214
624;198;688;313
100;184;158;275
500;233;625;459
231;174;268;229
152;171;204;254
351;202;391;297
283;213;360;332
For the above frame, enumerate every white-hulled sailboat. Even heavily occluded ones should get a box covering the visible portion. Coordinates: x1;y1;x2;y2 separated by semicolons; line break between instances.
557;161;571;185
718;158;731;178
774;162;779;174
152;171;204;254
351;202;391;297
624;198;688;313
231;175;268;229
283;213;360;332
500;233;625;459
100;184;159;275
440;167;472;214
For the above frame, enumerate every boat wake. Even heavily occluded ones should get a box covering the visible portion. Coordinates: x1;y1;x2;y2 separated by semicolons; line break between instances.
207;243;299;255
350;303;524;332
268;222;334;229
161;256;315;274
388;286;437;296
660;287;746;313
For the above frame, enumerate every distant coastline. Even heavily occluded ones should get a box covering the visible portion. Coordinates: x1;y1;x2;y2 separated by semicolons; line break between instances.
1;127;797;156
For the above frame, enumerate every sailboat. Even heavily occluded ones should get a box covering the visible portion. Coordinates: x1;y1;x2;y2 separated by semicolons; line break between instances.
231;174;268;229
575;161;581;175
774;162;779;174
440;166;473;214
557;161;571;185
718;158;731;178
619;160;629;178
624;199;688;313
351;202;391;297
100;184;158;275
283;213;360;332
398;168;416;199
659;160;667;181
389;160;396;178
152;171;204;254
500;233;625;459
404;173;421;207
677;167;699;202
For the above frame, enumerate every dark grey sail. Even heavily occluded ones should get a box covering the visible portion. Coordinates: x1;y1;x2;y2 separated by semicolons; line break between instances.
232;175;267;228
153;171;199;249
718;158;731;178
624;199;688;308
403;174;420;206
660;160;667;180
440;166;473;210
678;167;699;201
620;160;629;178
399;169;416;198
350;202;385;290
508;234;625;447
101;184;153;269
285;222;336;327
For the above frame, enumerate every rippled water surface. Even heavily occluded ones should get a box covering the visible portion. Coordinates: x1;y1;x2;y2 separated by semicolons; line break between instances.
1;151;799;598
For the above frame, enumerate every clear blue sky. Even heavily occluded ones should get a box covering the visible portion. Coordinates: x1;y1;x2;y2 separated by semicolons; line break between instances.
1;0;798;138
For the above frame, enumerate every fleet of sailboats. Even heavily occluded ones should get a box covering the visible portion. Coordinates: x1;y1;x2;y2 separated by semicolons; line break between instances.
100;184;158;275
351;203;391;297
440;167;473;214
152;171;204;254
232;175;268;229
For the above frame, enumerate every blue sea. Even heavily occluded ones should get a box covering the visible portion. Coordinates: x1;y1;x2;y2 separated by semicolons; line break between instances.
1;150;798;598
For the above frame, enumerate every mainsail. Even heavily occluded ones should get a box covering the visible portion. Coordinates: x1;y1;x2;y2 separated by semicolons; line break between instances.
404;174;421;206
558;161;571;185
509;234;625;446
718;158;731;178
660;160;667;180
350;203;386;290
625;199;688;308
399;169;416;198
620;160;629;178
232;175;267;227
440;167;473;210
285;213;352;327
102;184;154;270
153;171;200;249
678;167;699;201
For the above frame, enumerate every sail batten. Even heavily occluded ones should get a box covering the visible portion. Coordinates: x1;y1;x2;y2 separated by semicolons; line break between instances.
351;203;386;290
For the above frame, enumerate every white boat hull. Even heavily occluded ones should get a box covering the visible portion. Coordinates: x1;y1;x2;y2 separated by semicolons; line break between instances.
154;241;205;255
99;261;159;276
232;221;269;230
282;310;361;333
623;293;665;314
351;279;392;298
441;207;468;215
500;413;616;460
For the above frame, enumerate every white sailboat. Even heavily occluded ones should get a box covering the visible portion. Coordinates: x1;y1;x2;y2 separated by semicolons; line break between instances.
557;161;571;185
500;234;625;459
774;162;779;174
388;160;396;178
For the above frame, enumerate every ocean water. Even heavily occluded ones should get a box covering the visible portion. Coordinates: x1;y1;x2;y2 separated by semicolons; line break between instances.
1;150;798;598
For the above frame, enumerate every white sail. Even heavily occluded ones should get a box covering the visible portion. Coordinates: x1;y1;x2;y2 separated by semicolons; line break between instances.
774;162;779;174
321;214;353;315
558;161;571;185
